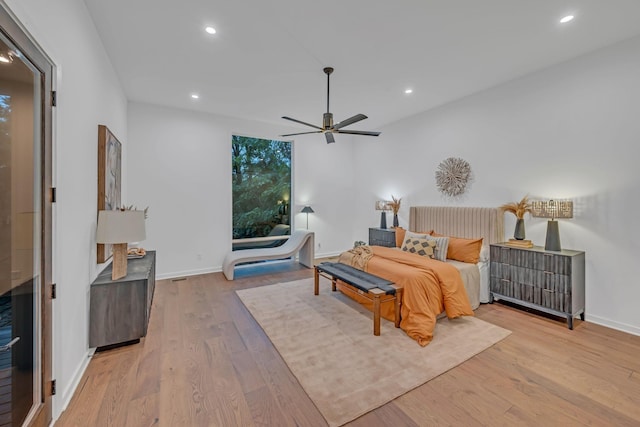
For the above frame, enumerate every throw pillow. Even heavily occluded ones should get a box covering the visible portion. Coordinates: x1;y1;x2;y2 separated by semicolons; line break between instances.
429;236;449;261
447;237;484;263
401;237;436;258
395;227;406;247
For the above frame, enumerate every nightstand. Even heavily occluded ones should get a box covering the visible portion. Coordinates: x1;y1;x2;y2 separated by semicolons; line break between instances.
369;228;396;247
489;243;585;329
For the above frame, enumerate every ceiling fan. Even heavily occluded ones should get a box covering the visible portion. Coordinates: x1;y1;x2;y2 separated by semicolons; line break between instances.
281;67;381;144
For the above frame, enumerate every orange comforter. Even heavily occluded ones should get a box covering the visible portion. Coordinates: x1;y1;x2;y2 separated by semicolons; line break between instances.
336;246;473;346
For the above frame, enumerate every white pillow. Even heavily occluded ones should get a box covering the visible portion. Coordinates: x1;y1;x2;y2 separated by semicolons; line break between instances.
428;236;449;262
405;230;429;240
479;245;490;263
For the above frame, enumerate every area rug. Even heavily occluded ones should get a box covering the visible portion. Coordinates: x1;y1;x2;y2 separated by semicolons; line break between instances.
236;278;511;426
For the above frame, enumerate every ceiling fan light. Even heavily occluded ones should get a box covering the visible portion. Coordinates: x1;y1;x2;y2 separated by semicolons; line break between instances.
281;66;380;142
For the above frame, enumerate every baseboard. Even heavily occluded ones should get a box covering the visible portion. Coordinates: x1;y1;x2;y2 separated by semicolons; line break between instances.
315;251;342;259
54;348;95;421
587;314;640;337
157;252;343;281
156;266;221;280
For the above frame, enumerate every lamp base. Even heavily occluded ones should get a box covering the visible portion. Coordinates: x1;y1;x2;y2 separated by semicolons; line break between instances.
112;243;128;280
380;212;387;229
544;220;561;251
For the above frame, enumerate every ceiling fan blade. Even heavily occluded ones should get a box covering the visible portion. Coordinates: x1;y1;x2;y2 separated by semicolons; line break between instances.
333;114;368;130
282;116;323;130
334;130;381;136
325;132;335;144
280;131;323;137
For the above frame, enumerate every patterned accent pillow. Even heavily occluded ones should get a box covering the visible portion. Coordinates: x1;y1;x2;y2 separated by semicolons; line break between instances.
401;237;436;258
429;236;450;261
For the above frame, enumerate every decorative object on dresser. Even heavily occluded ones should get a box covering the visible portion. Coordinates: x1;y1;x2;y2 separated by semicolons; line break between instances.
301;205;314;229
435;157;472;197
96;209;146;280
89;251;156;349
388;195;402;227
531;199;573;251
369;227;396;247
375;200;391;229
499;195;532;241
489;243;585;329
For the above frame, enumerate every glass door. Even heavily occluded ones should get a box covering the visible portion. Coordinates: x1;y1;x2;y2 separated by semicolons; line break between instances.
0;6;53;427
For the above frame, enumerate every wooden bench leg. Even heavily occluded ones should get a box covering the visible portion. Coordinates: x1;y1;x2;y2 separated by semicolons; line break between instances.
331;278;337;292
373;294;381;336
394;287;403;328
314;267;319;295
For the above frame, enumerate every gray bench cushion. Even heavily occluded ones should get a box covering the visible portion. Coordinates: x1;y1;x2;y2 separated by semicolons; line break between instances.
316;262;396;295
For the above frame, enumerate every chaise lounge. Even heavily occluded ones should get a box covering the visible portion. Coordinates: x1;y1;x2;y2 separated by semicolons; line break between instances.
223;230;315;280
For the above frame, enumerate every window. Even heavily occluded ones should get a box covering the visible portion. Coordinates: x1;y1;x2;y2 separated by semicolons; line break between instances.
231;135;291;249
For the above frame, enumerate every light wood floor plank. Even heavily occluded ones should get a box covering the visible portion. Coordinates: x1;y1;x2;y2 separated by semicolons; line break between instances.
56;261;640;426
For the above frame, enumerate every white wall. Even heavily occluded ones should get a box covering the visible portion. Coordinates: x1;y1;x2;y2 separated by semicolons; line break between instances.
3;0;128;418
127;102;356;278
352;35;640;335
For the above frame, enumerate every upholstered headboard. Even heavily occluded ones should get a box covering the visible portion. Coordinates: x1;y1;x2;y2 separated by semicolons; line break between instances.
409;206;504;245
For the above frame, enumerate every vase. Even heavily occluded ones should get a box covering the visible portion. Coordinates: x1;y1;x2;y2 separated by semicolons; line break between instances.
393;214;399;228
514;218;525;240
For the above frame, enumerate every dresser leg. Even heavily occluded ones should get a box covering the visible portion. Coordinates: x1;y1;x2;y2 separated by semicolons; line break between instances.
580;312;585;321
567;316;573;330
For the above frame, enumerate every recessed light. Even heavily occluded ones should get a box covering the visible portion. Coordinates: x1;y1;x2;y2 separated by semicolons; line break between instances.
404;89;413;94
205;26;216;35
560;15;574;24
191;94;199;99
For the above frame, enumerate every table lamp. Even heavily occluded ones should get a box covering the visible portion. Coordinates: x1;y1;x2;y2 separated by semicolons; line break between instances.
96;210;146;280
301;206;314;229
375;200;391;229
531;199;573;251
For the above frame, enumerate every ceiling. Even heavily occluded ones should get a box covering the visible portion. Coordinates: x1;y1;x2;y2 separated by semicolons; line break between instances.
83;0;640;132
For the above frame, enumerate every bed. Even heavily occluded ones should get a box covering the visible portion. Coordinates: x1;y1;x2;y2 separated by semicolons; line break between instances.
336;206;503;346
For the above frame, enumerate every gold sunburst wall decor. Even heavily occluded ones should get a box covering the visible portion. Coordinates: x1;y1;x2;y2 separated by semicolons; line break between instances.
435;157;472;197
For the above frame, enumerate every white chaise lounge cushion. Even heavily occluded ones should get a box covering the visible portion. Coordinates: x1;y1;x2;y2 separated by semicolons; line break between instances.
223;230;314;280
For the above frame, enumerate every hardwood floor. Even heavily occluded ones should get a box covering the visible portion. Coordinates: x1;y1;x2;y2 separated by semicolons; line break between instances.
56;261;640;426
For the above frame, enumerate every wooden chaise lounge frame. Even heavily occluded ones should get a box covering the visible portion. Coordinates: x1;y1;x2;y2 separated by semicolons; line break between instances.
223;230;314;280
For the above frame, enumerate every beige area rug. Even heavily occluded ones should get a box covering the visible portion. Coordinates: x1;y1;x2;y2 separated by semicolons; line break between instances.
236;278;511;427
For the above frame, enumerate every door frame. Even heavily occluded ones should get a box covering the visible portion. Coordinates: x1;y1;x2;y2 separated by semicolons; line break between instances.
0;4;54;427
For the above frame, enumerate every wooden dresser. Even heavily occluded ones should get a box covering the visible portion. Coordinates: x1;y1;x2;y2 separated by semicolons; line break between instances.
489;244;585;329
90;251;156;349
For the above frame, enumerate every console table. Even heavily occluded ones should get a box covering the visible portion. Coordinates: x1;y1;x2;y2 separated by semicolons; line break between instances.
489;244;584;329
90;251;156;349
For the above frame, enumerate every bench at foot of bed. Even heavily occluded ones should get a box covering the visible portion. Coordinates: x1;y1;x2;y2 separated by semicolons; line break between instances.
314;262;402;336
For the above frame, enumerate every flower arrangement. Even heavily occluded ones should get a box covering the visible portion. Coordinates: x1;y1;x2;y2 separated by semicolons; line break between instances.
499;195;531;219
388;195;401;214
121;204;149;219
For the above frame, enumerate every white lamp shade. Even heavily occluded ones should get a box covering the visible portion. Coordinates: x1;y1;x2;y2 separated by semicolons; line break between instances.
96;210;146;244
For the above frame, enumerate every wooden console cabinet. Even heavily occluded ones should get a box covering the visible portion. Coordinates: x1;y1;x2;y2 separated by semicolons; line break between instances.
490;244;584;329
90;251;156;349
